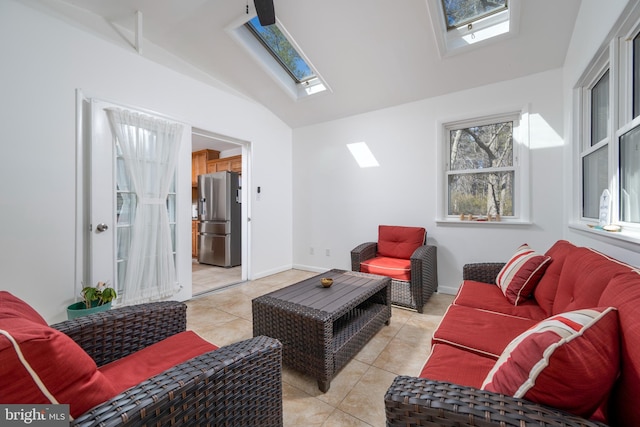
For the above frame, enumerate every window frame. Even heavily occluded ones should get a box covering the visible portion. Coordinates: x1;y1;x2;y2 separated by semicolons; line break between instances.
437;109;531;224
579;60;611;222
441;0;508;31
573;2;640;243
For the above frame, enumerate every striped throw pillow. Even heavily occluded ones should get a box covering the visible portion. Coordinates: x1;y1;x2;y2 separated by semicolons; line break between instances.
496;244;551;305
482;307;619;418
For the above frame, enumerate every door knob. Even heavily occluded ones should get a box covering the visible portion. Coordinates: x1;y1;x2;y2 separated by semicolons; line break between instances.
96;223;109;232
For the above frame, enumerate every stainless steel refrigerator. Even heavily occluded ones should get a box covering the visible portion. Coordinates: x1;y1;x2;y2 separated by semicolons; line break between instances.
197;171;241;267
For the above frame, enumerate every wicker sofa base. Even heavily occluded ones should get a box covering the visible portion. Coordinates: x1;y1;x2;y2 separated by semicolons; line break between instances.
385;376;607;427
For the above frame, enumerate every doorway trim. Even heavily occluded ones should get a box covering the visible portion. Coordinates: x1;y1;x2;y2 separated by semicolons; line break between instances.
191;127;252;283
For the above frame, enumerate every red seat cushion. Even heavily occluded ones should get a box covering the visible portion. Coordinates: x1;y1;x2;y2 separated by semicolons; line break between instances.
454;280;548;321
360;256;411;281
598;271;640;426
376;225;425;259
0;310;118;418
100;330;218;394
432;304;537;358
419;343;496;388
482;307;619;419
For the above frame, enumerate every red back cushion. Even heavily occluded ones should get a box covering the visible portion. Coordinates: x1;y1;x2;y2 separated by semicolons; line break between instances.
552;247;636;315
377;225;425;259
482;307;619;418
598;271;640;426
0;316;117;418
533;240;577;316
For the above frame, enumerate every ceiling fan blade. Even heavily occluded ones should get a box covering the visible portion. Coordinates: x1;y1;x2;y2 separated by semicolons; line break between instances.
254;0;275;26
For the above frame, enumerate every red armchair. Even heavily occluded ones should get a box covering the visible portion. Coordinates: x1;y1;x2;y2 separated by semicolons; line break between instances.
350;225;437;313
0;292;283;426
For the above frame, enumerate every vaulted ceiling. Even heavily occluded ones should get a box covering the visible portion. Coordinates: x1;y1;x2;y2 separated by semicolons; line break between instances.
26;0;581;128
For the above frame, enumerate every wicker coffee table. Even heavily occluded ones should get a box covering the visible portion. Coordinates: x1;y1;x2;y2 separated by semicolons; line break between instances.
252;269;391;392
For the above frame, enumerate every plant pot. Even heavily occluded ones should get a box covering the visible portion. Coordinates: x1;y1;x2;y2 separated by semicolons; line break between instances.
66;300;112;320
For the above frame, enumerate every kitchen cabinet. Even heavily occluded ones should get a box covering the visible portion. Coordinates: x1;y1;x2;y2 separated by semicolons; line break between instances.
192;220;199;259
206;155;242;174
192;149;220;186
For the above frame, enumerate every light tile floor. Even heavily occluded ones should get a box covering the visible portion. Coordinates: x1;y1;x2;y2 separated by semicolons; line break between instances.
186;269;454;427
192;261;242;295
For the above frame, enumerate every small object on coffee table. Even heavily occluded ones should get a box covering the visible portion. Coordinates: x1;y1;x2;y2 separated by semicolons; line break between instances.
321;277;333;287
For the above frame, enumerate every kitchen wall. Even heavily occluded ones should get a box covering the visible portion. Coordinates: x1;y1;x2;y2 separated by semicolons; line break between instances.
0;0;293;323
292;69;565;294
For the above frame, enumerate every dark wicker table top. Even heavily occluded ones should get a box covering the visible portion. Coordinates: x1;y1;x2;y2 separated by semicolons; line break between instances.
255;269;389;319
253;269;391;392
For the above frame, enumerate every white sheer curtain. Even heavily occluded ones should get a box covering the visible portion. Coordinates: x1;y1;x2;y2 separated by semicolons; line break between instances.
106;108;183;305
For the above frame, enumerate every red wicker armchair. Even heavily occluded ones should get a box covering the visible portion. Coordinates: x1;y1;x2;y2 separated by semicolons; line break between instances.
350;225;437;313
1;297;282;427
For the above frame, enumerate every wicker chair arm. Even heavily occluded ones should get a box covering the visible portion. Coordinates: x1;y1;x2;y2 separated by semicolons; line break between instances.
462;262;506;284
385;376;608;427
72;335;283;427
411;245;438;303
51;301;186;366
410;244;435;262
350;242;378;271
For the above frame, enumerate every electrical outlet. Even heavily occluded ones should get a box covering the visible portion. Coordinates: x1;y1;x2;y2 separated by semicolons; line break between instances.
325;249;331;256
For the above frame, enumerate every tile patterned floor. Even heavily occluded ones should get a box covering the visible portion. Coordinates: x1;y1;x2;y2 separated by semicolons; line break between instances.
192;261;242;295
186;269;454;427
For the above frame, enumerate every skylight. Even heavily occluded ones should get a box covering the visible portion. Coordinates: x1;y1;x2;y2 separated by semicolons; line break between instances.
228;14;328;100
246;17;315;84
441;0;508;30
427;0;519;57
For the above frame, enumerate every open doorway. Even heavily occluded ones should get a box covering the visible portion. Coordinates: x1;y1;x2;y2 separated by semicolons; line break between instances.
191;128;249;295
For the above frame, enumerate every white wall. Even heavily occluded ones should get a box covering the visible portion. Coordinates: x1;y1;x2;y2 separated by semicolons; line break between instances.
562;0;640;266
292;69;565;294
0;0;293;323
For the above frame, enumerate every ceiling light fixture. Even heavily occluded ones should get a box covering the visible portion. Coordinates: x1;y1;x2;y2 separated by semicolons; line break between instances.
253;0;275;26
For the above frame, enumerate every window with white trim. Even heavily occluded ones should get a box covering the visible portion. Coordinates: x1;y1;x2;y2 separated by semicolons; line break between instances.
581;67;610;220
576;2;640;237
443;112;527;220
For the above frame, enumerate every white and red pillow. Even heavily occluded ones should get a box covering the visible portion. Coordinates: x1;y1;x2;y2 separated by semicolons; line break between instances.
0;314;118;418
481;307;620;418
496;244;551;305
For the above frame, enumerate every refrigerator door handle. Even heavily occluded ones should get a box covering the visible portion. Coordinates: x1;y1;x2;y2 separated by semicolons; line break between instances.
199;198;206;217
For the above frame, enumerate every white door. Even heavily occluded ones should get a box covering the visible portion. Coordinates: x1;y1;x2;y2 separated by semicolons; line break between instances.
86;99;191;303
89;99;117;289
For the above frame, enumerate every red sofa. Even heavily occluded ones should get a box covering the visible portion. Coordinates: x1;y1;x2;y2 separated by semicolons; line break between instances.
385;240;640;427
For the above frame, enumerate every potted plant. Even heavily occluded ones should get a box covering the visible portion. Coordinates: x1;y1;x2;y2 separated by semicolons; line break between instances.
66;282;117;320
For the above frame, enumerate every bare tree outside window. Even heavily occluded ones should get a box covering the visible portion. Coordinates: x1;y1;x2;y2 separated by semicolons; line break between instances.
447;120;515;216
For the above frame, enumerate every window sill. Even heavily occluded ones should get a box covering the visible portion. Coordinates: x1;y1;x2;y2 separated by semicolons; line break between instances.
568;222;640;246
436;218;532;227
